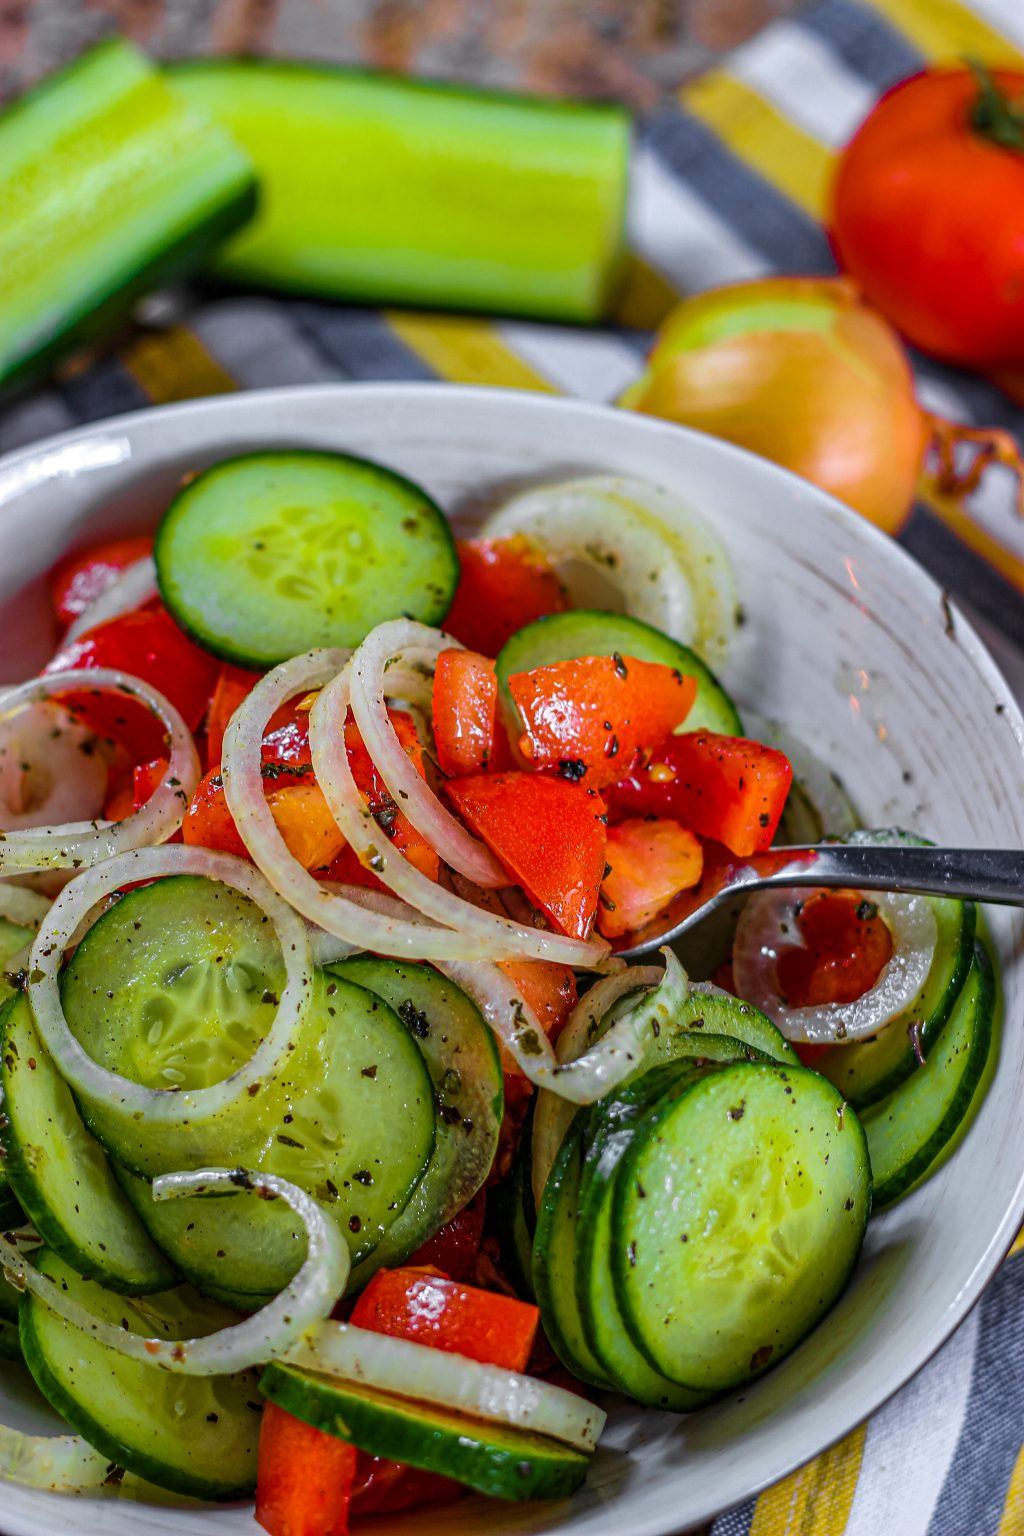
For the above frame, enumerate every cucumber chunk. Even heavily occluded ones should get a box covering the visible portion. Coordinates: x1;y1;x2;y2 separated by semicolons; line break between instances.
497;609;742;737
260;1362;590;1501
0;38;256;395
21;1249;262;1498
861;945;994;1210
0;995;176;1294
329;958;502;1287
155;450;459;667
614;1061;870;1392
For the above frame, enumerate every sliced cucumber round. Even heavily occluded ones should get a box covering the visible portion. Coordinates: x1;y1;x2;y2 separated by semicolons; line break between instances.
21;1248;262;1498
0;994;176;1294
260;1362;590;1502
156;450;459;667
614;1061;870;1393
861;945;994;1210
496;609;742;737
329;957;502;1289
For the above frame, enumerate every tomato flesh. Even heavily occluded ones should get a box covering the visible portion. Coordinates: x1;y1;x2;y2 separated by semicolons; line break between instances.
432;648;510;777
256;1400;356;1536
776;889;893;1009
443;537;567;657
408;1191;486;1281
597;818;703;939
49;535;153;628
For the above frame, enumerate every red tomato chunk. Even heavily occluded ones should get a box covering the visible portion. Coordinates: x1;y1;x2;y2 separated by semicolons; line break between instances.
256;1401;357;1536
49;534;153;628
776;889;893;1009
443;536;567;657
350;1267;539;1373
597;819;703;939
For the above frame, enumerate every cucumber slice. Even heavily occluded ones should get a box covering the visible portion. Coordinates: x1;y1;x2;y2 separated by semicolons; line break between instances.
329;958;502;1288
679;989;796;1066
0;38;255;395
155;450;459;668
614;1062;870;1393
0;994;176;1294
260;1362;590;1501
20;1248;262;1498
815;834;975;1109
168;61;629;323
496;609;742;737
861;946;994;1210
0;918;35;1226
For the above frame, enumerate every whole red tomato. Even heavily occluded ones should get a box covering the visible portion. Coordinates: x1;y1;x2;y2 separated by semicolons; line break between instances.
830;66;1024;368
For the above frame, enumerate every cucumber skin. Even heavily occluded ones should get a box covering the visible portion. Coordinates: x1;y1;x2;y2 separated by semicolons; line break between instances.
260;1364;590;1502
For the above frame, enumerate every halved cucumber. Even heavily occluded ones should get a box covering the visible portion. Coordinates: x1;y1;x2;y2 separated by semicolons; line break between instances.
496;609;742;736
155;450;459;667
814;832;975;1109
0;38;256;395
260;1362;590;1501
614;1062;870;1393
0;994;176;1294
861;945;994;1210
20;1248;262;1498
329;957;502;1288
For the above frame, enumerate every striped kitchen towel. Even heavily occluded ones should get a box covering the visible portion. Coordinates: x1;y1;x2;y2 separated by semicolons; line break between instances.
2;2;1023;1531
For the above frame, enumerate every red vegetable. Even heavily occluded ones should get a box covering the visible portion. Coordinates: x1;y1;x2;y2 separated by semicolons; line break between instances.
183;768;249;859
446;771;607;940
350;1268;539;1373
49;534;153;629
206;663;262;766
352;1455;460;1515
831;65;1024;369
432;648;510;777
597;819;703;940
256;1400;357;1536
408;1191;486;1281
605;733;792;858
776;889;893;1009
443;537;567;657
47;605;219;762
509;654;695;790
496;959;577;1043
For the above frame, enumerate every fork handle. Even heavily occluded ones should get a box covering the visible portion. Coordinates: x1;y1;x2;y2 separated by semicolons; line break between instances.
774;844;1024;907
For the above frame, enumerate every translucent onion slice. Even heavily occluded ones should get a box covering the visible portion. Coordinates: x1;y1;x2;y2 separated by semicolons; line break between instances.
27;845;313;1125
482;474;738;668
439;950;685;1113
531;966;662;1210
1;1170;347;1376
0;1424;123;1495
63;556;157;643
732;887;937;1044
0;882;52;927
348;620;507;887
0;702;107;833
0;670;199;873
286;1321;604;1452
311;659;608;967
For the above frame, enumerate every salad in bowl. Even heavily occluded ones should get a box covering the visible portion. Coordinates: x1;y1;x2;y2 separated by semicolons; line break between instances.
0;426;1001;1533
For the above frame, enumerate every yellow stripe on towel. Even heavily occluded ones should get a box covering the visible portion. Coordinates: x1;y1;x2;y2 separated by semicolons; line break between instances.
861;0;1024;65
120;326;237;404
749;1422;866;1536
384;312;557;392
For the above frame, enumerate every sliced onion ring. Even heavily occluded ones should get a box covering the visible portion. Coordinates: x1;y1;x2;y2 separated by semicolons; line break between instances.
64;556;157;643
0;1424;127;1495
27;845;313;1125
285;1321;604;1452
1;1169;347;1376
732;887;937;1044
0;882;52;927
0;670;199;873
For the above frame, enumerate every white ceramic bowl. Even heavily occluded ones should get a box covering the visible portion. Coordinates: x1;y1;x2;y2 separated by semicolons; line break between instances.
0;384;1022;1536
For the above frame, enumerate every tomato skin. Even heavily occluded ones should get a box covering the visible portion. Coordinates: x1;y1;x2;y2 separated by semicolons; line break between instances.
443;537;568;657
351;1455;460;1515
49;535;153;629
776;889;893;1009
496;959;577;1043
256;1401;356;1536
349;1268;539;1372
206;664;262;767
830;68;1024;367
432;649;510;777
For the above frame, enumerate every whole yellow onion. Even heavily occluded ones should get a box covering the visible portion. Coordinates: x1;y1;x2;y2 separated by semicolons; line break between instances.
621;275;1022;536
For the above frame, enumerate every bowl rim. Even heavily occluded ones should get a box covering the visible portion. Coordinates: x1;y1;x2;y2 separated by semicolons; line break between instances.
0;380;1022;1534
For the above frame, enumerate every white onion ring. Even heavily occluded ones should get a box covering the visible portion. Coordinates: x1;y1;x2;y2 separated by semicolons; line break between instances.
311;659;608;967
0;670;199;873
0;883;52;927
482;474;738;669
348;620;506;887
0;1424;128;1495
732;888;938;1044
439;949;685;1112
286;1322;604;1452
2;1170;347;1376
64;556;157;644
27;845;313;1124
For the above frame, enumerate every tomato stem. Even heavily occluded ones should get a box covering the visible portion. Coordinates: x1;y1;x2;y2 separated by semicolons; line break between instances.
967;59;1024;151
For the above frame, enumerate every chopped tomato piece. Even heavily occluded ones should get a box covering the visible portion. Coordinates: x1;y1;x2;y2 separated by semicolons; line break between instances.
446;772;607;940
47;604;219;762
352;1455;460;1515
443;536;568;657
408;1191;486;1281
183;769;249;859
49;534;154;628
432;648;511;777
350;1268;539;1372
340;710;438;883
509;655;696;791
605;732;792;857
265;783;347;871
497;960;577;1043
776;890;893;1009
206;664;262;766
597;819;703;939
256;1400;356;1536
